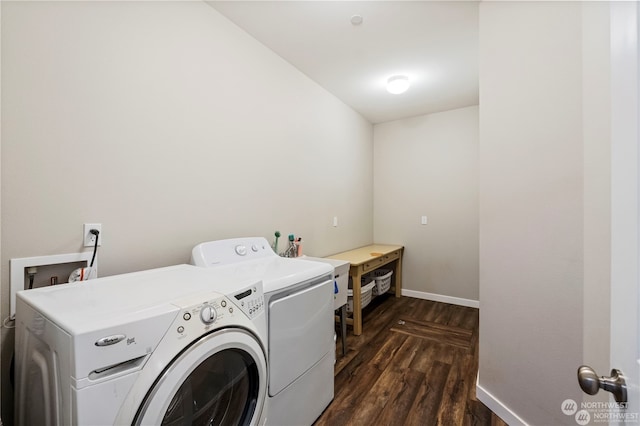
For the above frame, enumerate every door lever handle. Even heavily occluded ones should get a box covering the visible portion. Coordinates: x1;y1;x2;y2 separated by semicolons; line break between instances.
577;365;627;403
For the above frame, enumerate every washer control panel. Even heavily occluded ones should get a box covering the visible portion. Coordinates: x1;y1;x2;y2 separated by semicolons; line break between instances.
180;297;228;325
199;304;217;324
192;237;275;267
174;296;228;338
233;240;269;259
173;280;265;339
232;283;265;320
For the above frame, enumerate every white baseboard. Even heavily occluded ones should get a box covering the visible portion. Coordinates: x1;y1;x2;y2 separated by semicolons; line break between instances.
476;381;529;426
401;289;479;308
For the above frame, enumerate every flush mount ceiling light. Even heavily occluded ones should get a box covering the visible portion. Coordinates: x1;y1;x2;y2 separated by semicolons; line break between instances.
386;75;410;94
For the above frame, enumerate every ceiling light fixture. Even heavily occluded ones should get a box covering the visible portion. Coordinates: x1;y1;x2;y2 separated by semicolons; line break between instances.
386;75;410;94
350;15;363;26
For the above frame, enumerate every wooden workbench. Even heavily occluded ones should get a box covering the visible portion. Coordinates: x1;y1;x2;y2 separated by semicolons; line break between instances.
327;244;403;336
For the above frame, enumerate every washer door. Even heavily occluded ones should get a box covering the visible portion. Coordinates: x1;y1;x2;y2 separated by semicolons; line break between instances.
134;328;266;426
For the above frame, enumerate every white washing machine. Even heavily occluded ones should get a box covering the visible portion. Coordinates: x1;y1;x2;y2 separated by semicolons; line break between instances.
191;237;335;426
15;264;268;426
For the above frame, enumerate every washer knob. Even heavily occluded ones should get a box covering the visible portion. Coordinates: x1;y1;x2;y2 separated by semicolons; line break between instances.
235;245;247;256
200;305;217;324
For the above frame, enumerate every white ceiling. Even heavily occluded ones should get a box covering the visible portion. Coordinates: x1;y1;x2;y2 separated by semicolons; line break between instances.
208;1;479;124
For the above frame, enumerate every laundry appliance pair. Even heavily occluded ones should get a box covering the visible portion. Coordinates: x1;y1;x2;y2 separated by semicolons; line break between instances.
15;237;335;426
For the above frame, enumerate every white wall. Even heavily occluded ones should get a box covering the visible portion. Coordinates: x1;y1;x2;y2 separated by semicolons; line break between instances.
0;1;373;422
373;106;479;304
478;2;612;425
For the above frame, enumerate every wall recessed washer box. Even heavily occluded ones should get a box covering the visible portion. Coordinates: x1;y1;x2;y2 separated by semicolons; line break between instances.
10;252;96;317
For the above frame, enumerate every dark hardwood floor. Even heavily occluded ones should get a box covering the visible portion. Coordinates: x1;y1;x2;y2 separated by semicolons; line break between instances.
314;295;508;426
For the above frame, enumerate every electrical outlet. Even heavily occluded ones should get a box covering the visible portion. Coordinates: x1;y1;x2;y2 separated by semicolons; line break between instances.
333;216;338;227
84;223;102;247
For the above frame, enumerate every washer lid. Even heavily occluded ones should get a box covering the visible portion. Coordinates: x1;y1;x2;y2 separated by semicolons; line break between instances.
16;265;249;335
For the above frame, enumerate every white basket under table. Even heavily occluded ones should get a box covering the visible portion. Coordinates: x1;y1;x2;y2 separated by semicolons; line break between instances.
366;269;393;296
346;279;375;313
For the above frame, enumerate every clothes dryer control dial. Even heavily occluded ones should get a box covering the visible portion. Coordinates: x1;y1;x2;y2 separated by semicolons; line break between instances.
200;305;217;324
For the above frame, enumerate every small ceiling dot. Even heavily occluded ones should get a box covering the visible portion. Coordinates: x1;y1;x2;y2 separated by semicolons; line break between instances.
350;15;363;26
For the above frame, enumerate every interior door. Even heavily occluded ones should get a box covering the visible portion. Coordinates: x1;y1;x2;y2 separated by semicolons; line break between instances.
609;0;640;419
581;2;639;422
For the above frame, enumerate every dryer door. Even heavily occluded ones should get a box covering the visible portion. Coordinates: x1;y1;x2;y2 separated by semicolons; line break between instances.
268;278;334;396
134;328;267;426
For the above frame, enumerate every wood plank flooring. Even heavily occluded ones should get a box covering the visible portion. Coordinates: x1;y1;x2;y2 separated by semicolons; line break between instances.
314;295;508;426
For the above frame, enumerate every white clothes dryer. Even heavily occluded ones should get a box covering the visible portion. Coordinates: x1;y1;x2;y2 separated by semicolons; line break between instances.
15;265;268;426
191;237;335;426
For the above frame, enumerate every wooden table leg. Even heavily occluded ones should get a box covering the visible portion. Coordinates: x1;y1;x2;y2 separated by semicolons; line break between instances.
395;255;403;298
352;269;363;335
340;305;347;355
